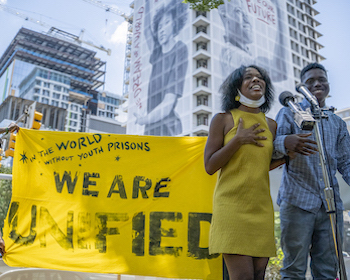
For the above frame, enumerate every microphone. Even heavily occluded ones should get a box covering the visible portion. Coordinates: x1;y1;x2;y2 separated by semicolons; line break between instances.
279;91;315;131
279;91;296;107
296;83;319;109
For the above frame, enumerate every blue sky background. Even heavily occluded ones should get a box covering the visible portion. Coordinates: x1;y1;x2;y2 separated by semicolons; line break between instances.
314;0;350;111
0;0;349;110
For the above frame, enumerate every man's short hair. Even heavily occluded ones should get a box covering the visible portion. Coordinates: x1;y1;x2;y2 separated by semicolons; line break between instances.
300;62;327;80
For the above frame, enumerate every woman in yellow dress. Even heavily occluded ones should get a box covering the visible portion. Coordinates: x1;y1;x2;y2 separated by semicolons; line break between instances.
204;65;286;280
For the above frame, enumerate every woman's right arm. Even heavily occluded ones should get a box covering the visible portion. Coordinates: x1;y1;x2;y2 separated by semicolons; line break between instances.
204;113;238;175
204;113;267;175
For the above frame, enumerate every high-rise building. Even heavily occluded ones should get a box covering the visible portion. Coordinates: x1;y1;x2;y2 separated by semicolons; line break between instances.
335;107;350;132
125;0;324;136
286;0;324;79
0;27;126;133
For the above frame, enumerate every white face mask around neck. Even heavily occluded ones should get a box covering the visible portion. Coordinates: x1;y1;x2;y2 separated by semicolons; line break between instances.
237;89;266;108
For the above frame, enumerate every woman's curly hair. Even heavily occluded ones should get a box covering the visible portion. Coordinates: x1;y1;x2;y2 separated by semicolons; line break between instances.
153;1;188;37
220;65;274;113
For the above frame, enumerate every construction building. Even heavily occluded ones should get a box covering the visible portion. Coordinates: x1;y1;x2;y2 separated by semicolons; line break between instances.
0;27;126;133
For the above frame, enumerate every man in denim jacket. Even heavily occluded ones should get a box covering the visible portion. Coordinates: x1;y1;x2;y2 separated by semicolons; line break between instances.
274;62;350;279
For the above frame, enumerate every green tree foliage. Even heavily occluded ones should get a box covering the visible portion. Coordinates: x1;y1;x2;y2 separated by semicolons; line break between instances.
0;166;12;231
182;0;225;11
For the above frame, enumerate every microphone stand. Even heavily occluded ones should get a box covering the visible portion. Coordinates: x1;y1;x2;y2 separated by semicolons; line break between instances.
310;105;348;280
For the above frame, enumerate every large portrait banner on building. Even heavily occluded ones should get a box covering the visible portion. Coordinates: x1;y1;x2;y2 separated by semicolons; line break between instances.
3;129;221;279
128;0;190;136
127;0;294;137
215;0;295;117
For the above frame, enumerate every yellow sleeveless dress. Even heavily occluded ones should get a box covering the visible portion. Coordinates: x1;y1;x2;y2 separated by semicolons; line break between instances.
209;109;276;257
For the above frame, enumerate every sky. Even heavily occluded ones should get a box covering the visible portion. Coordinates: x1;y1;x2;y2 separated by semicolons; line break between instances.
0;0;350;110
313;0;350;111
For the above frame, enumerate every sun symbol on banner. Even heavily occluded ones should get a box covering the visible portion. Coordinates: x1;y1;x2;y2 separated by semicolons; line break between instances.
20;151;28;164
115;156;120;161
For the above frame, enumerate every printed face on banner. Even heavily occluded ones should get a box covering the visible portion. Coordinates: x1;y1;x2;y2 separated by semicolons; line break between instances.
218;0;294;117
127;0;294;134
219;0;285;81
219;0;254;50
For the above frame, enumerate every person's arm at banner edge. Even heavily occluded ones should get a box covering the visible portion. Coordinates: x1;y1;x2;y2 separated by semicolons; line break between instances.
0;231;6;256
0;123;19;135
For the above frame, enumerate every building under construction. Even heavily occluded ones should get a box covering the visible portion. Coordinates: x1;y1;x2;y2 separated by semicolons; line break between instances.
0;27;125;133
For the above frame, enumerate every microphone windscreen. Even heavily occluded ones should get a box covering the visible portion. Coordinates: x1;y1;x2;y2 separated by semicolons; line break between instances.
279;91;294;107
296;83;306;92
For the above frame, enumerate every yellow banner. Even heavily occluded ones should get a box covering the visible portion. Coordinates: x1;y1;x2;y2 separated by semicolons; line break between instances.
3;129;221;279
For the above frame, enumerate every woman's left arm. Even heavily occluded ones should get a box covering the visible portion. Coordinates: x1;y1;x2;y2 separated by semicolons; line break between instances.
268;118;287;170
